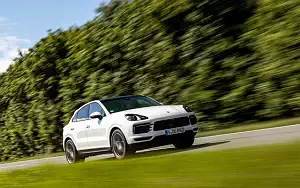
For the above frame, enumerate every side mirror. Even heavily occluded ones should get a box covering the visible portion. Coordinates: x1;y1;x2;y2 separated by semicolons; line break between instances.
90;112;103;120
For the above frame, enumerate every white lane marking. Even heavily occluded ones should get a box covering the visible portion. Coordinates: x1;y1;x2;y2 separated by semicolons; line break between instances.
0;156;65;167
198;124;300;139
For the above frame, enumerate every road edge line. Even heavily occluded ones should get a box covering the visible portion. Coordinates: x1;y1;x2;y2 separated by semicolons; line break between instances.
197;124;300;139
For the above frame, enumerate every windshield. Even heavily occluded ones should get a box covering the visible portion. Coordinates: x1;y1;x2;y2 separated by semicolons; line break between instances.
101;96;161;114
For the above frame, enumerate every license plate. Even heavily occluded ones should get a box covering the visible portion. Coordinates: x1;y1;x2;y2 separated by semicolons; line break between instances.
165;127;185;136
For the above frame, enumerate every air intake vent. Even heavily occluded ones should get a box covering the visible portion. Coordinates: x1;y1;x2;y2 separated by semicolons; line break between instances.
134;136;152;141
189;115;197;125
133;123;151;134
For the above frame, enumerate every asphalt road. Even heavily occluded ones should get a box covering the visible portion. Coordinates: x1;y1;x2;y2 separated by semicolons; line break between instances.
1;124;300;172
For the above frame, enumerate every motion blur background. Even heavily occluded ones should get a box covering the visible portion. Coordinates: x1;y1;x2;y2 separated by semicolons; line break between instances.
0;0;300;161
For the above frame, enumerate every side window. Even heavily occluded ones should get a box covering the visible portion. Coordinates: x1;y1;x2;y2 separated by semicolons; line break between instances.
77;105;89;121
89;102;106;117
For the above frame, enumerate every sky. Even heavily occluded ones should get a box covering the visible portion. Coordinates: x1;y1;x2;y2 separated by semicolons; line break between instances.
0;0;109;72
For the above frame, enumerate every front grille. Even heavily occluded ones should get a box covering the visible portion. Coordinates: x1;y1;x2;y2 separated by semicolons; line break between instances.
189;115;197;125
153;117;190;131
133;123;151;134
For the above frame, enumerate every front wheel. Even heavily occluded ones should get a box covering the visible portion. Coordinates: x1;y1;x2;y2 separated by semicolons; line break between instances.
111;129;133;159
65;139;85;164
173;134;195;149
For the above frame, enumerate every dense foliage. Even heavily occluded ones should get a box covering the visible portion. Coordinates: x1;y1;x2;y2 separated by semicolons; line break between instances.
1;0;300;160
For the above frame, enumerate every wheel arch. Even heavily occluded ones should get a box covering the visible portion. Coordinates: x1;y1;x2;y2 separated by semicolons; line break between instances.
108;125;128;147
63;135;76;151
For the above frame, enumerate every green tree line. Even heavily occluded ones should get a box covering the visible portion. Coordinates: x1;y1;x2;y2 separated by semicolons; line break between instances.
1;0;300;160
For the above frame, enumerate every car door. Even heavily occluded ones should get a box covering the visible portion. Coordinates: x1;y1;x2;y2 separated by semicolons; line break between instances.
86;102;109;149
69;104;89;150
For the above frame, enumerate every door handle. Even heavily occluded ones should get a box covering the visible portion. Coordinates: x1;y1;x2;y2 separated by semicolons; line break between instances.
70;128;74;131
86;125;90;128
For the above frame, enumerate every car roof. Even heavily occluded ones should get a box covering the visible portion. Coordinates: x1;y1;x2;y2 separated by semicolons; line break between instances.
99;95;144;102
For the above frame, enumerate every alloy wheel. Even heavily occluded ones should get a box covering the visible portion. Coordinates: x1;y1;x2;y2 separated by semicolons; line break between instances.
66;141;76;163
112;132;126;158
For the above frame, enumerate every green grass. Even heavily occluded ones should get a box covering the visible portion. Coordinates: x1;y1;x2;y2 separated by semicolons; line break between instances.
198;117;300;137
1;141;300;187
0;152;64;164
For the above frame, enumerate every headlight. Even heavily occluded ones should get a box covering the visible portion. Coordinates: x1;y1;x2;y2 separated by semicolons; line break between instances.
183;105;192;112
125;114;148;121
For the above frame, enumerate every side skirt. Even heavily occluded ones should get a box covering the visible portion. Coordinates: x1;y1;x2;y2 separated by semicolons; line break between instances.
78;147;111;157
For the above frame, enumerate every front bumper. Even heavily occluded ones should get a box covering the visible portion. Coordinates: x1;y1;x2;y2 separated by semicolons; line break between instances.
127;122;198;145
128;130;197;150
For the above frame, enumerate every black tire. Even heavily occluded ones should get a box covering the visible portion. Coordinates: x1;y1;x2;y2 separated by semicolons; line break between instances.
110;129;133;159
65;139;85;164
173;134;195;149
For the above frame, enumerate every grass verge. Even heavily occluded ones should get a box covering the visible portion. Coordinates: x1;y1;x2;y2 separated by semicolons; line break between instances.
197;117;300;137
1;141;300;187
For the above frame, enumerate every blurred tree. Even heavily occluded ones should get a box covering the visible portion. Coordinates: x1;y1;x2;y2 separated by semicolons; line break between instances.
1;0;300;160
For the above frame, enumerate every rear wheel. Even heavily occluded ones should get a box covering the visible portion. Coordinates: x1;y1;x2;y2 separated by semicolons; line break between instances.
111;129;134;159
173;134;195;149
65;139;85;164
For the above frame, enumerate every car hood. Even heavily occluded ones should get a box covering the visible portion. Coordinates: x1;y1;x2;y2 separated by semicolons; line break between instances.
111;105;187;119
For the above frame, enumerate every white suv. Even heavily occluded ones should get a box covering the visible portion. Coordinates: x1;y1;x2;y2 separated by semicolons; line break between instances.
63;95;198;163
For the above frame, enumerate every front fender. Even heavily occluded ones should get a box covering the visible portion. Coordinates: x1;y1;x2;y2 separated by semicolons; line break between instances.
107;123;130;146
